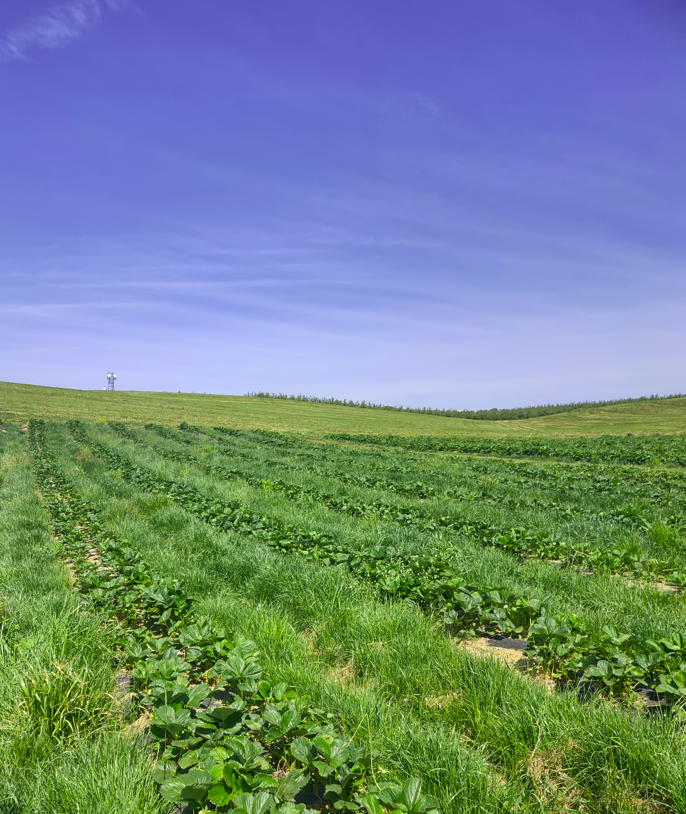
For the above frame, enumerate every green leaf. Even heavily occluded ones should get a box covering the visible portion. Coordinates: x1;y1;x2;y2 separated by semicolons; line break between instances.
276;772;307;801
185;682;211;708
313;760;335;778
272;682;290;700
324;783;343;800
328;737;350;765
208;783;233;807
223;763;247;795
313;734;334;758
152;704;192;738
290;736;317;764
256;680;272;698
263;706;282;727
179;769;213;803
159;779;186;803
377;784;404;809
178;751;199;769
403;778;423;812
360;794;384;814
249;773;280;793
152;759;176;784
233;791;274;814
280;708;301;733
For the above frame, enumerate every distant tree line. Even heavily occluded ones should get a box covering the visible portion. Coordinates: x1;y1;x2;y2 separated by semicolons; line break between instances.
244;391;686;421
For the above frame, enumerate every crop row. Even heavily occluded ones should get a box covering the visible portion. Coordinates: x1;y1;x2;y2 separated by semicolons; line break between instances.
179;424;686;521
113;422;686;587
74;421;548;639
199;421;686;500
28;419;434;814
171;425;686;541
198;424;686;492
182;420;686;511
69;419;686;707
177;426;437;500
325;432;686;467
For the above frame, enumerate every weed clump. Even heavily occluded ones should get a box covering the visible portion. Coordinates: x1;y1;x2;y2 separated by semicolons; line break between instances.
13;661;113;749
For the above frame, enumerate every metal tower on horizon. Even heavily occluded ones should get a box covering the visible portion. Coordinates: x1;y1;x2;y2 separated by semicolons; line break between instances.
106;372;117;390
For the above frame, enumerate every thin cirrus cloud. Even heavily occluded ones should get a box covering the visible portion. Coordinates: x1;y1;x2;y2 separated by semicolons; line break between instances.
0;0;125;62
1;2;685;403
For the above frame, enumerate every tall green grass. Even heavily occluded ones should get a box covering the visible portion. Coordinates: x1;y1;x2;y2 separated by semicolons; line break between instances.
0;425;165;814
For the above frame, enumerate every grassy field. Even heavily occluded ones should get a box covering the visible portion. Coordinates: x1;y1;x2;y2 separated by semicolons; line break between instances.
2;380;686;436
2;383;686;813
0;426;165;813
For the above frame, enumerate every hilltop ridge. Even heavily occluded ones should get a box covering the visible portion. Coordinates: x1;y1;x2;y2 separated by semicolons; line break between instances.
2;380;685;437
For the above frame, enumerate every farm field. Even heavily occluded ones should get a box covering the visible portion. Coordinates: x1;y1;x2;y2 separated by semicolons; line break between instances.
1;391;686;813
3;380;686;436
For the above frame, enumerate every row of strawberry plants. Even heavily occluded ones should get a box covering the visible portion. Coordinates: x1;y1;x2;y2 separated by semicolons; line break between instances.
139;425;457;528
71;421;550;638
181;425;439;501
295;435;686;540
202;424;686;491
490;456;686;489
325;432;686;467
71;420;686;707
178;424;686;529
180;420;686;532
183;426;686;536
116;423;686;587
29;419;435;814
482;462;686;518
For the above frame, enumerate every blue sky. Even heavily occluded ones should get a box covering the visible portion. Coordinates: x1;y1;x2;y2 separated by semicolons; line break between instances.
2;0;685;409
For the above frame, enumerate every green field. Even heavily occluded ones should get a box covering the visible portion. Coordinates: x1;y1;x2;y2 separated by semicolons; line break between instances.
2;383;686;813
3;380;686;435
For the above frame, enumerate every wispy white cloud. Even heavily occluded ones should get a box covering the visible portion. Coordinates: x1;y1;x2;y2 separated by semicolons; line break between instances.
0;0;126;62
